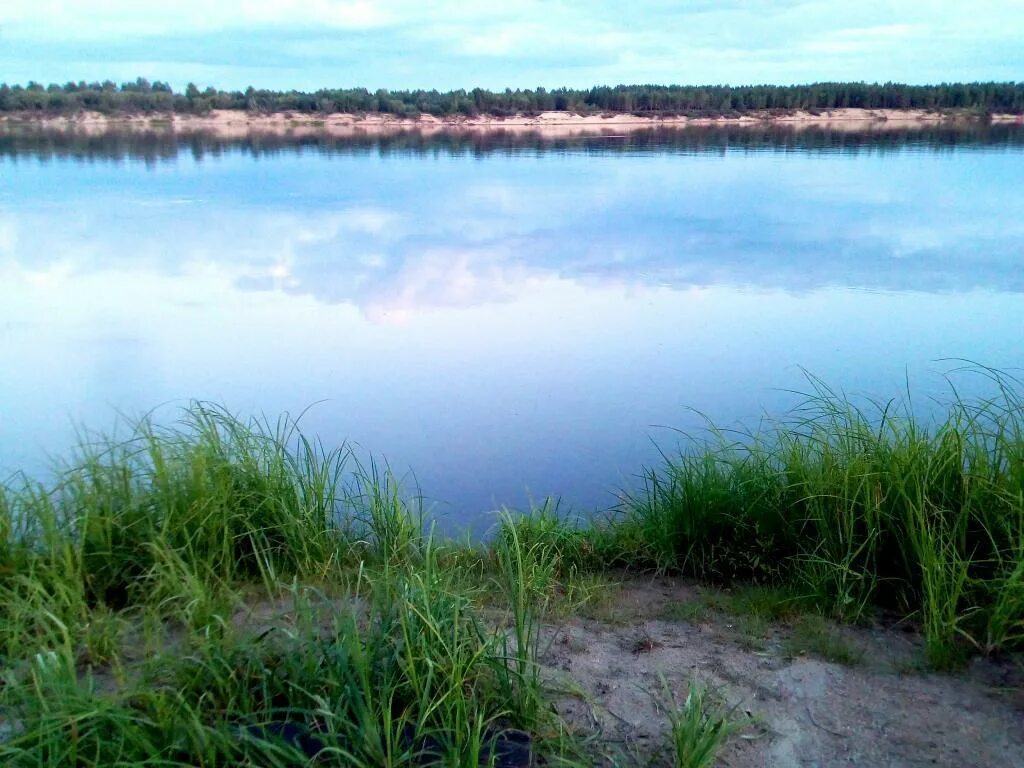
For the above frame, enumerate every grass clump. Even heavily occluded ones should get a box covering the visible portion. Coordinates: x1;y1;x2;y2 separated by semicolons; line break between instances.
0;404;574;766
604;368;1024;667
159;564;529;766
659;678;738;768
501;366;1024;668
1;403;351;657
0;569;530;766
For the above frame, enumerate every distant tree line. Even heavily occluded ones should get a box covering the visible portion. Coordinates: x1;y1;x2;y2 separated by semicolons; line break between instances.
1;78;1022;117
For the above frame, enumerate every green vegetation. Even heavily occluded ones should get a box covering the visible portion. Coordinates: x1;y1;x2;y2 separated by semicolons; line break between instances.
0;407;584;765
784;616;863;665
0;368;1021;764
503;368;1024;668
658;679;738;768
2;78;1023;117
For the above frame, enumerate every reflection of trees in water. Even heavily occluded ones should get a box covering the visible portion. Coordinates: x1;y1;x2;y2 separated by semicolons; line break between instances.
2;124;1024;165
4;122;1023;310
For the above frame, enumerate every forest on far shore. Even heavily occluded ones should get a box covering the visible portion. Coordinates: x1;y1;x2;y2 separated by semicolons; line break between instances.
2;79;1023;118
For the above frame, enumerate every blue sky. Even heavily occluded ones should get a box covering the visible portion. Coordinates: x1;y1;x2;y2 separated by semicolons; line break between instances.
1;1;1022;90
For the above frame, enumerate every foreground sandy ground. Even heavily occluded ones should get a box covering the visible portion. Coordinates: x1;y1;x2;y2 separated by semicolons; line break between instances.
540;577;1024;767
228;576;1023;767
4;108;1022;139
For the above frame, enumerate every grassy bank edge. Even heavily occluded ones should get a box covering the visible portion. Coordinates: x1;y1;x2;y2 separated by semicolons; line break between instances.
1;368;1021;764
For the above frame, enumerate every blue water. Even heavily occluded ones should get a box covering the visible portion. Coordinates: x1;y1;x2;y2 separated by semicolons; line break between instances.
2;128;1023;530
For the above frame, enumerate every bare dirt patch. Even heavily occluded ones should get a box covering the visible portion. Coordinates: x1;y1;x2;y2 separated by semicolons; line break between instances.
541;577;1024;767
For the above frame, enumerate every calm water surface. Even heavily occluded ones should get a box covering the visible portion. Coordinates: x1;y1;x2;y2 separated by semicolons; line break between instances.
2;127;1023;529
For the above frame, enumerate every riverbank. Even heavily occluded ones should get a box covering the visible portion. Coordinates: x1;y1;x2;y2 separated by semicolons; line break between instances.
3;107;1021;139
1;373;1022;765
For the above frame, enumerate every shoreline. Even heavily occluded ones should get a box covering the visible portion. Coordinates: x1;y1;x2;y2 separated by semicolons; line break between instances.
1;386;1022;764
1;373;1022;763
3;107;1021;138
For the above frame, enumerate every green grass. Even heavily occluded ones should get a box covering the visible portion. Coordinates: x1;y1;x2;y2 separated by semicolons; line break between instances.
1;367;1022;765
658;678;739;768
521;366;1024;669
697;585;811;622
659;585;812;650
784;615;863;665
474;367;1024;669
0;405;572;766
0;569;541;766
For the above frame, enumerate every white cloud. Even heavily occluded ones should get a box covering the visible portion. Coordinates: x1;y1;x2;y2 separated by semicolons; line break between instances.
337;207;398;235
0;215;17;256
801;23;924;55
457;22;631;58
360;246;532;324
289;207;399;246
1;0;400;39
2;1;1023;91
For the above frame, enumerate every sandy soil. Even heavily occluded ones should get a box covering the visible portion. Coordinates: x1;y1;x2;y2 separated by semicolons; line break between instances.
3;108;1020;139
543;577;1024;767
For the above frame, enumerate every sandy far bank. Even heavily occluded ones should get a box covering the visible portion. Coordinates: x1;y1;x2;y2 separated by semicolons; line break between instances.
3;108;1021;138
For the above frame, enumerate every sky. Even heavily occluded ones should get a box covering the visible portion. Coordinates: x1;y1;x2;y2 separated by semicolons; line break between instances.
1;1;1022;91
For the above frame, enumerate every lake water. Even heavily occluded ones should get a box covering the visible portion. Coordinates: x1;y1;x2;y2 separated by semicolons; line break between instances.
2;125;1023;530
